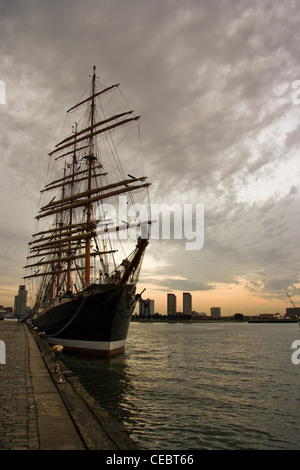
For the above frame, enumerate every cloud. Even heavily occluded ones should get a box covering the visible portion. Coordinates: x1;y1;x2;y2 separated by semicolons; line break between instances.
1;0;300;313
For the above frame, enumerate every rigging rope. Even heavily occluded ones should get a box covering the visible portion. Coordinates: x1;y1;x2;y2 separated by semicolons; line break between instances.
44;294;89;338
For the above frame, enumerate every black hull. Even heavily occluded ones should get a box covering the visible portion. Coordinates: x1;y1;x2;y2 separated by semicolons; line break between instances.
33;284;136;357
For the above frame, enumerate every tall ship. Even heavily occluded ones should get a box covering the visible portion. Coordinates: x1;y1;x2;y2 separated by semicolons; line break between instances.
24;67;151;356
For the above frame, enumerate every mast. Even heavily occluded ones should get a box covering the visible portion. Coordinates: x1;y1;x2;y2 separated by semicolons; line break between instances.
56;166;67;296
67;122;77;292
85;66;96;288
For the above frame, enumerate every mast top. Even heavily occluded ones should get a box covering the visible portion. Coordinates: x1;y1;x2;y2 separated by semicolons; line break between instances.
91;65;96;79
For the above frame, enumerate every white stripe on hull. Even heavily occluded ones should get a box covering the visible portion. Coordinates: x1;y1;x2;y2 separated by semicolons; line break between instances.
45;337;126;355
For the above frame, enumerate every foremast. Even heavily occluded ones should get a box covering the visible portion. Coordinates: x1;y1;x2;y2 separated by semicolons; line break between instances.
85;65;97;288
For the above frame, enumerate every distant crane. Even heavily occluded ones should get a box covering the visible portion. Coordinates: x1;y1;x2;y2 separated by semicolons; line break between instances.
286;292;300;319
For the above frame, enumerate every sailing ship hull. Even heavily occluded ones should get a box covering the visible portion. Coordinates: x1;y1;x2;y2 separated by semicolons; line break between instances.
33;284;136;357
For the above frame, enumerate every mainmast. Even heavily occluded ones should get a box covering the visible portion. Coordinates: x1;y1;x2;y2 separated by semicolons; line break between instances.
85;66;97;288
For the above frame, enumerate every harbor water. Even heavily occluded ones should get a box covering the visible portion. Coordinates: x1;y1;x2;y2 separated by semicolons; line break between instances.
64;321;300;450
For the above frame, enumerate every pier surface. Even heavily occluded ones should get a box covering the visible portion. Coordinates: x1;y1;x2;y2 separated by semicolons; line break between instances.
0;321;138;450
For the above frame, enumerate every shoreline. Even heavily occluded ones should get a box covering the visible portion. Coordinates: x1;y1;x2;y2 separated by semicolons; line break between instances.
131;318;298;324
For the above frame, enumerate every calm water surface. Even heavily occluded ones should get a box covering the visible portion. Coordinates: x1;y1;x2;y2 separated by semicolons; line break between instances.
64;322;300;450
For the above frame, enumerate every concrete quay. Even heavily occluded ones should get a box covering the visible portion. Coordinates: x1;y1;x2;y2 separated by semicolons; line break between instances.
0;321;139;450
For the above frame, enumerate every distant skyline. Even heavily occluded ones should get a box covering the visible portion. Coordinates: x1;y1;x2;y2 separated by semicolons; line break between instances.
1;1;300;316
134;288;291;317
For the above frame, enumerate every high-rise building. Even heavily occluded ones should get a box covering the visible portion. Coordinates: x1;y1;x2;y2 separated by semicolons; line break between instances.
167;293;177;315
183;292;192;315
211;307;221;319
139;298;154;317
14;285;28;317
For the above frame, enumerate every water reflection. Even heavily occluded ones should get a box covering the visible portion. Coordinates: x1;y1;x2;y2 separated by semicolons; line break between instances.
64;350;134;425
63;322;300;450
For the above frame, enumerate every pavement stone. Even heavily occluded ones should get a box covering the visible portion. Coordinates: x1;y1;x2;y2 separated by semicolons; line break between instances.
0;321;85;450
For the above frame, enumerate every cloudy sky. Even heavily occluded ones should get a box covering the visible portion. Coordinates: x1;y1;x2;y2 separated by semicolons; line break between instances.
1;0;300;315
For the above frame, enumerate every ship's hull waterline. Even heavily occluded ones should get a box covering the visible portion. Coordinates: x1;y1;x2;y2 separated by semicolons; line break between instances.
33;283;136;357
